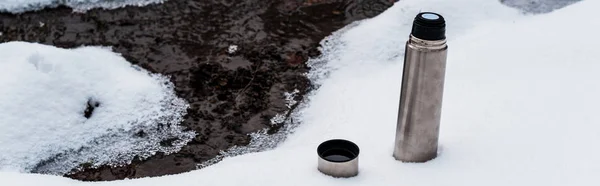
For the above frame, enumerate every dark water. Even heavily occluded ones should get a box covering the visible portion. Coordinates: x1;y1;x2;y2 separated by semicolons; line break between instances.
324;155;352;162
0;0;395;181
322;149;355;162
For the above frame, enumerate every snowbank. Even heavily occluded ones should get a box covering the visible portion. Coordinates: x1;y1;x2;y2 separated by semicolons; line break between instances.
0;42;194;175
0;0;165;13
2;0;600;185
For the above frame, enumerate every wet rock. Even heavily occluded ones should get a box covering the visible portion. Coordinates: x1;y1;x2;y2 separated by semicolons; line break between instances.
83;98;100;119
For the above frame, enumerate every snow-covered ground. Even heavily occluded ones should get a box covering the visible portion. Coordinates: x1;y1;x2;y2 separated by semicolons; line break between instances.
0;43;194;175
2;0;600;185
0;0;165;13
501;0;581;14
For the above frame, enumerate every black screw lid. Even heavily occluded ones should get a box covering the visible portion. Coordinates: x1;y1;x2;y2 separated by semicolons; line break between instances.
411;12;446;40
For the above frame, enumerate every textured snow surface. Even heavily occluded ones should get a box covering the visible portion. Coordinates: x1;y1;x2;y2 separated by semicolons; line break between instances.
2;0;599;185
0;0;165;13
501;0;581;13
0;42;195;175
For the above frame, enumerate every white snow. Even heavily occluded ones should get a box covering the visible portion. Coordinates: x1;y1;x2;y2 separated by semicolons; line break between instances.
0;0;165;13
0;42;195;175
2;0;600;185
227;45;238;54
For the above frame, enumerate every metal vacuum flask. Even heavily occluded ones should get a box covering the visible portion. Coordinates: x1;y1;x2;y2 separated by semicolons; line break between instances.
393;12;447;162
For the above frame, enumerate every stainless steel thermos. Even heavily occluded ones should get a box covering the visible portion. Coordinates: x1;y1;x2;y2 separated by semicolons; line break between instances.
317;12;448;178
393;12;448;162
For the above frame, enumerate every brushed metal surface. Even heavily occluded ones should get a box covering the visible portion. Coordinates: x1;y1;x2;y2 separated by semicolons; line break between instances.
318;156;359;178
393;35;448;162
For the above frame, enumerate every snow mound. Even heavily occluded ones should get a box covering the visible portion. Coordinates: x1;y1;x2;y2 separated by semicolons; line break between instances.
0;0;165;13
0;41;195;175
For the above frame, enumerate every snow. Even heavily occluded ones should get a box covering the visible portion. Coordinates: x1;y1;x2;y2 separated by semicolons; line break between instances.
227;45;238;54
0;42;195;175
2;0;600;185
501;0;581;14
0;0;165;13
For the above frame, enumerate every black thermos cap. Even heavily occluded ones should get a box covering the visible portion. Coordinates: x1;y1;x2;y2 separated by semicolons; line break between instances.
411;12;446;40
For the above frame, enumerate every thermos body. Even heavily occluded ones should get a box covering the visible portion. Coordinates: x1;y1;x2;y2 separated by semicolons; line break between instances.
393;12;448;162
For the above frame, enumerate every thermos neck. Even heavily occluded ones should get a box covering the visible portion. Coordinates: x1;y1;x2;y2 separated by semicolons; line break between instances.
408;35;447;50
